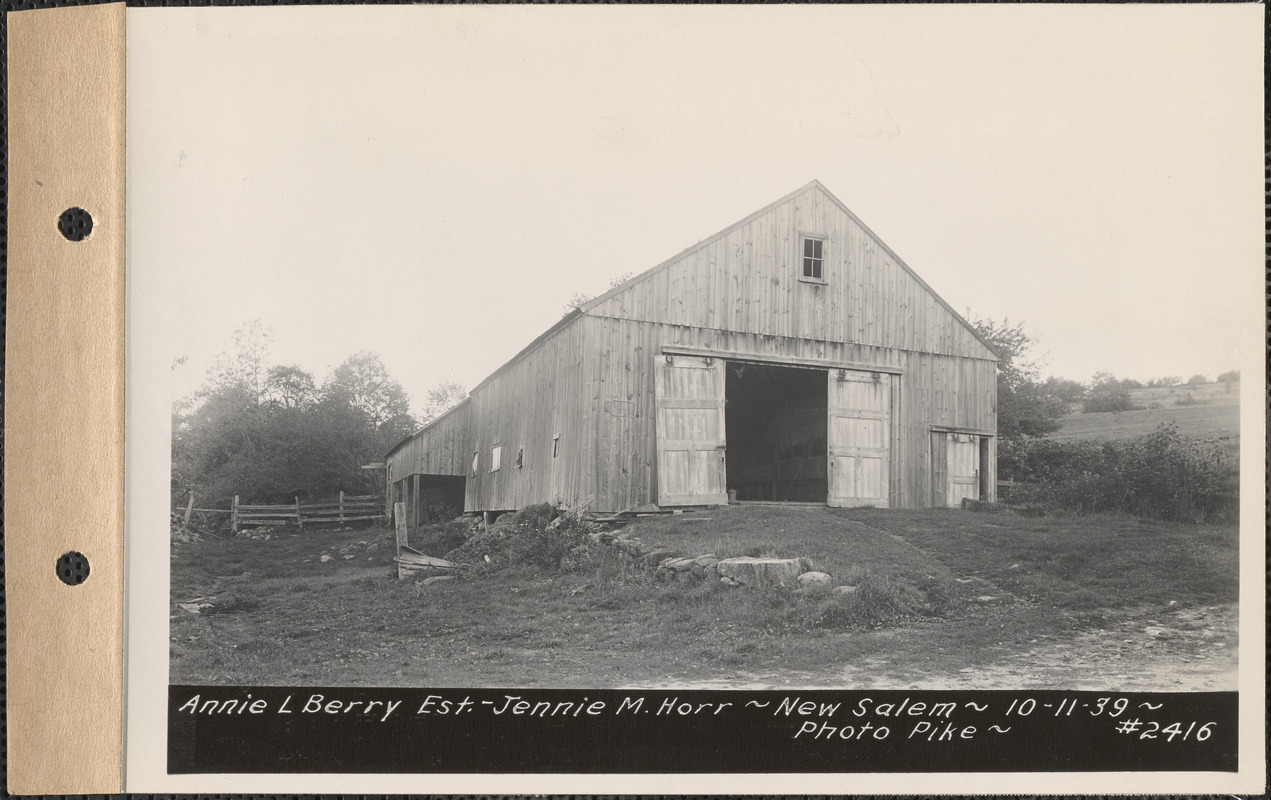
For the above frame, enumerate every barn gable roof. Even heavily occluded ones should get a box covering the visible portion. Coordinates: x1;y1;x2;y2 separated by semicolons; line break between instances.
457;179;996;406
581;179;999;360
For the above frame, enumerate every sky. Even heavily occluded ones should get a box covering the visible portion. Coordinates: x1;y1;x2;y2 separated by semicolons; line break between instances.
127;5;1265;418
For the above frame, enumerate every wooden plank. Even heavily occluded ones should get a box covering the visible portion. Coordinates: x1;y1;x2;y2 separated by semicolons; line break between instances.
661;344;905;374
654;354;728;506
827;370;891;508
930;431;949;507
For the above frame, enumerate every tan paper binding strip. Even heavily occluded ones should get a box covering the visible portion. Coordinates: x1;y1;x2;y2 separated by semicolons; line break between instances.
5;3;126;793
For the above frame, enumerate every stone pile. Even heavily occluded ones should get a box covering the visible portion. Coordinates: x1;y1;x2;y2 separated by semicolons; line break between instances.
592;529;853;593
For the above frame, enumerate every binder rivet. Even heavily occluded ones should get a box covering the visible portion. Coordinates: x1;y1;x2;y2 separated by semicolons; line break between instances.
57;207;93;242
56;551;90;586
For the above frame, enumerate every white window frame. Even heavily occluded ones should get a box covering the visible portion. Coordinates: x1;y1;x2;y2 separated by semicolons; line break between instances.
799;233;827;284
490;443;503;472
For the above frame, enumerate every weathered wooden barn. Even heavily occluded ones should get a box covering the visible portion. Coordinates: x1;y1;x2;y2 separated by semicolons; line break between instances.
386;180;998;521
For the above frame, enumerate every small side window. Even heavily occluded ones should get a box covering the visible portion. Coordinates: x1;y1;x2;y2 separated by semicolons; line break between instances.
491;444;503;472
801;235;825;281
471;451;478;477
552;434;560;459
515;448;524;469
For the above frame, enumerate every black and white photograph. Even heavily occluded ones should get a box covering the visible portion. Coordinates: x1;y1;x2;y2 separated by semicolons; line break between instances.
118;3;1264;791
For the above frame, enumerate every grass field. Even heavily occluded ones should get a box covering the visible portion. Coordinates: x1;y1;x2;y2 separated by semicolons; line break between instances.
1049;381;1240;463
170;504;1238;690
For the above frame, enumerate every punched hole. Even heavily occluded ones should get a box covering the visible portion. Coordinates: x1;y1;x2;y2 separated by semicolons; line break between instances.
57;207;93;242
56;551;90;586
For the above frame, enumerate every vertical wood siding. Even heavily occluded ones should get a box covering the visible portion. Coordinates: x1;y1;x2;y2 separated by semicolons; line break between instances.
385;401;470;484
389;183;997;514
585;319;996;512
461;319;593;512
589;184;993;362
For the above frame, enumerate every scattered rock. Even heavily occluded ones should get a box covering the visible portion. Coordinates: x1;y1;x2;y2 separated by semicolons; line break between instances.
833;585;859;596
178;603;213;614
974;595;1000;603
319;554;334;563
716;557;805;588
797;571;832;588
719;576;741;587
341;554;355;560
642;549;678;567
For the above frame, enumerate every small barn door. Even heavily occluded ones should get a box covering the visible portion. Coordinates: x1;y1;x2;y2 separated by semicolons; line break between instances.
655;355;728;506
946;434;981;507
827;369;891;508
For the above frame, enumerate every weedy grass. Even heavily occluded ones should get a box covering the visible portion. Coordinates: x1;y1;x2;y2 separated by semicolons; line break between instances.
170;505;1237;687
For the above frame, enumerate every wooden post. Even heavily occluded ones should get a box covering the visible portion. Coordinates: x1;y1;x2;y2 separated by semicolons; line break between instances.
394;501;408;580
339;490;345;524
231;495;239;533
296;497;303;532
182;493;194;526
411;474;421;528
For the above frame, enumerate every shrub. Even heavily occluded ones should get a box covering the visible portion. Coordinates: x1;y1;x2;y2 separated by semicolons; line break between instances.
1186;374;1208;385
412;519;472;557
443;502;603;574
1082;387;1142;413
1001;423;1231;522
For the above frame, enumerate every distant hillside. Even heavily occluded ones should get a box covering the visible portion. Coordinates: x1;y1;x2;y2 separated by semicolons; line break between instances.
1048;381;1239;462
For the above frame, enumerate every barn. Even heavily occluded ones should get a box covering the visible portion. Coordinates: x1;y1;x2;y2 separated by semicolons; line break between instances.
386;180;998;522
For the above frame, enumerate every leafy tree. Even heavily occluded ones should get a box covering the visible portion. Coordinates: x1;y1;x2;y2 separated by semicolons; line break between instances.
1083;371;1141;413
203;319;274;401
1147;375;1181;388
323;351;413;431
420;381;468;423
970;316;1067;439
1186;374;1208;385
1043;377;1086;407
263;365;318;408
171;331;418;509
1217;369;1240;394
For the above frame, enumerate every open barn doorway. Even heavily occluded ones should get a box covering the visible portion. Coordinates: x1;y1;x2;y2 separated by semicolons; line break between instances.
725;362;828;502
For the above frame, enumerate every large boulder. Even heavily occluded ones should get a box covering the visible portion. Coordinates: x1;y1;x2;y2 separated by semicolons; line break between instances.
796;571;833;592
715;557;805;589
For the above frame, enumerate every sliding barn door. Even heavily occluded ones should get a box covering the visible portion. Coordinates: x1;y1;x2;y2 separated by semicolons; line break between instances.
827;370;892;508
946;433;980;507
655;355;727;506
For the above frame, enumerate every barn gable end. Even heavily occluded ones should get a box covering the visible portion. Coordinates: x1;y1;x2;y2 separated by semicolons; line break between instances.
387;180;998;517
583;181;996;362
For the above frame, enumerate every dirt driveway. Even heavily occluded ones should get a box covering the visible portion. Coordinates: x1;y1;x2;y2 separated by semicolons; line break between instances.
670;604;1238;692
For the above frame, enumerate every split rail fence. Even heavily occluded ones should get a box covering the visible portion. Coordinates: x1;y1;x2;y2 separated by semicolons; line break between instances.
229;492;386;532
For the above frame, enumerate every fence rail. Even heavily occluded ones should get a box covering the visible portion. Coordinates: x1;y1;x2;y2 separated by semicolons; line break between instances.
230;491;385;532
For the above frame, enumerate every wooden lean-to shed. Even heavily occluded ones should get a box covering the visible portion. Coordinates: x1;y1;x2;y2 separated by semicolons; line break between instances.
386;181;998;523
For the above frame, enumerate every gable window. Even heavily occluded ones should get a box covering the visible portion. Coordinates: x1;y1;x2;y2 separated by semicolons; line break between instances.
490;444;503;472
801;235;825;281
